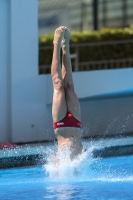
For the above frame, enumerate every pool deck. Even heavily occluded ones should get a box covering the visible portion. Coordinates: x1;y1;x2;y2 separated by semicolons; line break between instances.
0;136;133;169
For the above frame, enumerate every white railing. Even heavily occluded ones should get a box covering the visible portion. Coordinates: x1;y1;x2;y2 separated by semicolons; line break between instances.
39;39;133;73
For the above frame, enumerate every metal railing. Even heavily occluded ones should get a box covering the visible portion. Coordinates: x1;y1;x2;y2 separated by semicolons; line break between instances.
39;39;133;74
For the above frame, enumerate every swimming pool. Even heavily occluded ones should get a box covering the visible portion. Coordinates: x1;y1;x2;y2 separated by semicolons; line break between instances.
0;140;133;200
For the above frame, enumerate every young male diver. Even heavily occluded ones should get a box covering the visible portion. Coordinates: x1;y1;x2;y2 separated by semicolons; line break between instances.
51;26;82;160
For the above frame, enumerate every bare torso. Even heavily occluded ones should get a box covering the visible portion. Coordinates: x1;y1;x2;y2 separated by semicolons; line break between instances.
54;127;82;159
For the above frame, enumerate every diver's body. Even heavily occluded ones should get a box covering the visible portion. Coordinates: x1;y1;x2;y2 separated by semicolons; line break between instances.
51;26;82;159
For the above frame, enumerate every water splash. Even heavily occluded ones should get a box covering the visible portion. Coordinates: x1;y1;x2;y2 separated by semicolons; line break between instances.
44;144;95;180
43;139;133;183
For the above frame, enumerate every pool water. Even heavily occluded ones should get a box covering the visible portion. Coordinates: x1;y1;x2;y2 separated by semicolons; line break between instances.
0;146;133;200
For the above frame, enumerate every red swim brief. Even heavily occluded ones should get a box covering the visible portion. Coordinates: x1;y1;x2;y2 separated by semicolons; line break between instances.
53;112;81;129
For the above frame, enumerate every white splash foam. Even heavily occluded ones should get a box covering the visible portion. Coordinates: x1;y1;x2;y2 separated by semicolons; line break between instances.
44;145;99;182
43;142;133;183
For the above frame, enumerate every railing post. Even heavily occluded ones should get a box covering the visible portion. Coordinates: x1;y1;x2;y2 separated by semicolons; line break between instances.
122;0;128;27
93;0;98;30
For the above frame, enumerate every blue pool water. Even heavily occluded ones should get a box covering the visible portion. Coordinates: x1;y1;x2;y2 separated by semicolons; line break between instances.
0;143;133;200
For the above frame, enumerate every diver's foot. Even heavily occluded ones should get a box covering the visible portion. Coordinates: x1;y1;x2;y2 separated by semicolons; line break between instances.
53;26;66;45
61;28;70;53
64;28;70;43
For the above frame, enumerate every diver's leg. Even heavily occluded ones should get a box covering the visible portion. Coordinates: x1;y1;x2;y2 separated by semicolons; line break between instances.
51;26;67;122
61;29;81;121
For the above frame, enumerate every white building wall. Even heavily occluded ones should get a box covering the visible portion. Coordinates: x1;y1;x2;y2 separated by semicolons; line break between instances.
0;0;9;141
46;68;133;104
11;68;133;143
10;0;55;143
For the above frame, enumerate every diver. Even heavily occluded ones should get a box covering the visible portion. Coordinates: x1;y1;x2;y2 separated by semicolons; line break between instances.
51;26;82;160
